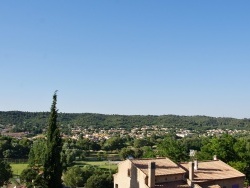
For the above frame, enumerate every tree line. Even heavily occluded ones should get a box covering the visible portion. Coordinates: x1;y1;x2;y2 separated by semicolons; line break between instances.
1;111;250;135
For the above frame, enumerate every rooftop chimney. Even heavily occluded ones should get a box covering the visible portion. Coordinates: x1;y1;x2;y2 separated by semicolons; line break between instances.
148;161;155;188
189;161;194;181
194;160;198;171
213;155;217;160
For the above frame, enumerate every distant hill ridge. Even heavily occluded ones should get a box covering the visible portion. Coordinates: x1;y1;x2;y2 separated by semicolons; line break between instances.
0;111;250;133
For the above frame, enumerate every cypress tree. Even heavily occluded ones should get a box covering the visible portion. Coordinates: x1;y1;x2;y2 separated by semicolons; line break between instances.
43;91;62;188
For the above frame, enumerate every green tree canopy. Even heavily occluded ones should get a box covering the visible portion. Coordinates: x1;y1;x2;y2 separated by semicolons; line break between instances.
20;168;39;188
134;138;153;148
119;148;135;160
28;138;46;167
198;134;236;162
157;136;189;162
85;174;113;188
0;160;12;186
103;137;125;151
63;165;94;188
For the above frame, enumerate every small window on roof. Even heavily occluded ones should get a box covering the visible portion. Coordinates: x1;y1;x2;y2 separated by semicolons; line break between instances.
232;184;239;188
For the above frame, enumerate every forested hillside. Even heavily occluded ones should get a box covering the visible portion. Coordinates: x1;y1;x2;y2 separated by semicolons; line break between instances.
0;111;250;133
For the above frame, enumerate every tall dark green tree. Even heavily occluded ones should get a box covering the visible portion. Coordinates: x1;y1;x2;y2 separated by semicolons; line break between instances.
43;91;62;188
0;159;12;186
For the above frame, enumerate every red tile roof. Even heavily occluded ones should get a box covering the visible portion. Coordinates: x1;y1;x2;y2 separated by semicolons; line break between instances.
179;160;245;182
130;158;186;176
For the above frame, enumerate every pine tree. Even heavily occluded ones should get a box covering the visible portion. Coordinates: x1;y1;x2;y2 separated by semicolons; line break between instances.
43;91;62;188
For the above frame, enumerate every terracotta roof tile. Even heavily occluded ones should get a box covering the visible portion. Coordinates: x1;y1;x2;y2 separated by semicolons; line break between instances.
130;158;186;176
179;160;245;182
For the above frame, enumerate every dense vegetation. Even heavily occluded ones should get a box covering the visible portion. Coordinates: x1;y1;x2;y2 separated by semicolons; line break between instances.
1;110;250;186
0;159;12;186
1;111;250;134
1;133;250;185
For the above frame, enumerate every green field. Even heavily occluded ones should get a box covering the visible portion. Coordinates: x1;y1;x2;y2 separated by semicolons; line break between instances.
10;163;29;175
10;160;118;176
75;161;118;170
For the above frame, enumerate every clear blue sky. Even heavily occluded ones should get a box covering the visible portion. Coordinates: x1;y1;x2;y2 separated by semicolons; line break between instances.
0;1;250;118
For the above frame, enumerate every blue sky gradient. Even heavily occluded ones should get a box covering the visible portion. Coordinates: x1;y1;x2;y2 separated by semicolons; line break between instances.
1;1;250;118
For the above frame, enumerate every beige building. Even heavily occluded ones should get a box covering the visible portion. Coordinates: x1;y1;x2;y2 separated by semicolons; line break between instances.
113;157;245;188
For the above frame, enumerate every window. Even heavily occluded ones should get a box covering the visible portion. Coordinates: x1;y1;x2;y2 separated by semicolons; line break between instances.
115;184;118;188
127;169;131;177
232;184;239;188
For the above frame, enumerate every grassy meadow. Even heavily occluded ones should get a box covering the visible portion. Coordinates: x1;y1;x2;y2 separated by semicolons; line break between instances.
10;160;118;176
75;160;118;170
10;163;29;176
